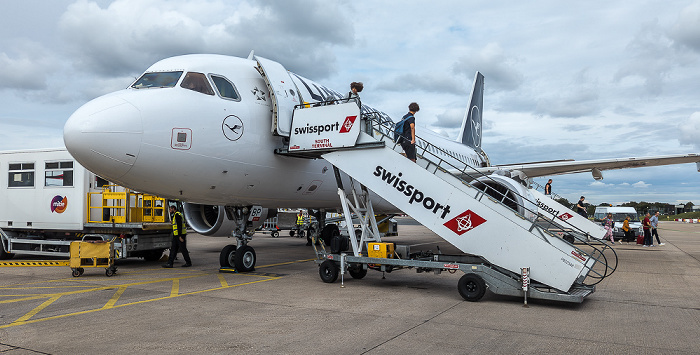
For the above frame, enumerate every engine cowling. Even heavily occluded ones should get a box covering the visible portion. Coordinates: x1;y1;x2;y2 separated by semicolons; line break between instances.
182;203;236;237
471;173;537;221
182;203;274;237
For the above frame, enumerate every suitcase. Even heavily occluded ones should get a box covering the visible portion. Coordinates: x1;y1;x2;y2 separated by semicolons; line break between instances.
636;234;644;245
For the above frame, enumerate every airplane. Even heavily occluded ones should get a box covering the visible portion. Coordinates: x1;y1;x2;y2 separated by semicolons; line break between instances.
63;53;700;271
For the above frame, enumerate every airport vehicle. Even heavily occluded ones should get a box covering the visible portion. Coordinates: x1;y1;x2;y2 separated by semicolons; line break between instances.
63;54;700;300
69;237;117;277
0;149;172;260
593;206;643;240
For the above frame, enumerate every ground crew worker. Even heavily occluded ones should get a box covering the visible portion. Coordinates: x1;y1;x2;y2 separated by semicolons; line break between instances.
163;205;192;268
296;211;304;237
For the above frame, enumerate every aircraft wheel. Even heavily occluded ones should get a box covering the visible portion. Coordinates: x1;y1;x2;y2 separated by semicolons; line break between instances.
319;260;339;283
219;244;237;268
234;245;256;272
348;265;367;279
458;273;486;302
271;230;280;238
321;224;340;246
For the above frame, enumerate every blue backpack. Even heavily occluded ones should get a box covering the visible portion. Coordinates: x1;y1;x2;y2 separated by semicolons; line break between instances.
393;114;413;142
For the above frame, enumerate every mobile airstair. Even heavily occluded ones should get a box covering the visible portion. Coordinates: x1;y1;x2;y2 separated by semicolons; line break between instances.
256;56;616;303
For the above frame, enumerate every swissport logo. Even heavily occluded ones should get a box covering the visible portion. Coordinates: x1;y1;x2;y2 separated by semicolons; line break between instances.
443;210;486;236
559;212;574;221
339;115;357;133
50;195;67;213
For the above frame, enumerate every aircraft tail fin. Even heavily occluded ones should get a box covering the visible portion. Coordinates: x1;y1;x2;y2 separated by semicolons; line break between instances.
456;71;484;150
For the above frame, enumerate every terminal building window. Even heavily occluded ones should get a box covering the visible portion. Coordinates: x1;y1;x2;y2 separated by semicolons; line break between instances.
8;163;35;188
45;161;74;187
180;72;215;95
210;74;240;100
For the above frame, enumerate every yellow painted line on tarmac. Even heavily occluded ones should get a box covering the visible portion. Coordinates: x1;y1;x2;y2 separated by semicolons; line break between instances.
102;286;127;309
170;279;180;297
14;295;61;323
255;258;316;269
0;258;311;329
217;274;229;287
0;273;282;330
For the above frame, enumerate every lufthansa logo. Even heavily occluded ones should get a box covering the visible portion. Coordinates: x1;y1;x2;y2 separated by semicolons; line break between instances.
222;115;244;141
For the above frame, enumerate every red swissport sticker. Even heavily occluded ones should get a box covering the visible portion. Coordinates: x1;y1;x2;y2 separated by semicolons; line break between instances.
559;212;574;221
339;115;357;133
443;210;486;236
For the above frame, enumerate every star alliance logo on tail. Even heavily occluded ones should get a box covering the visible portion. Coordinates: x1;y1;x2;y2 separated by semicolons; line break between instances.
443;209;486;236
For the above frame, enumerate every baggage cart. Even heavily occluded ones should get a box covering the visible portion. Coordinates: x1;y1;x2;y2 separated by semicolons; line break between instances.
69;237;117;277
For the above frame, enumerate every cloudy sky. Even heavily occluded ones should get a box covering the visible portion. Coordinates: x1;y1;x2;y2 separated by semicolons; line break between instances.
1;0;700;206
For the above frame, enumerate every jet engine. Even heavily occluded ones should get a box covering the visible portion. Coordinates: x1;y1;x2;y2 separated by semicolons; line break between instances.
182;203;274;237
470;173;537;221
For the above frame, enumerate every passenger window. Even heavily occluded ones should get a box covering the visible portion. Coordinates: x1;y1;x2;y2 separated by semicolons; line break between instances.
8;163;35;188
210;75;240;100
131;71;183;89
180;72;215;95
45;161;74;187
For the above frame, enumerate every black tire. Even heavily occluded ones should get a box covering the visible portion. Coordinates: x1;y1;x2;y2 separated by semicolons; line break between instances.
106;269;115;277
289;230;296;238
234;245;256;272
458;273;486;302
72;269;81;277
348;265;367;279
564;235;575;244
298;230;305;238
271;230;279;238
0;241;14;260
319;260;339;283
219;244;237;268
143;249;165;261
321;224;340;246
78;268;85;275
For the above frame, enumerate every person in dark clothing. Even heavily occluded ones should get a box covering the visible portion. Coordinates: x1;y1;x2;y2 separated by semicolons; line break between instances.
544;179;552;195
576;196;587;218
399;102;419;162
163;205;192;267
642;212;653;247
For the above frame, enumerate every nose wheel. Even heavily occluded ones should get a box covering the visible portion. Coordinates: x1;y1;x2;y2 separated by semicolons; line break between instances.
219;244;256;272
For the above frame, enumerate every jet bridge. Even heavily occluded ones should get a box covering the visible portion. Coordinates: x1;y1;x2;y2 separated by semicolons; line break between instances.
275;97;616;304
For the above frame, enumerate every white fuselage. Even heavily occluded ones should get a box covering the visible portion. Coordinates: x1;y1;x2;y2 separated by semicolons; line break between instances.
63;54;485;211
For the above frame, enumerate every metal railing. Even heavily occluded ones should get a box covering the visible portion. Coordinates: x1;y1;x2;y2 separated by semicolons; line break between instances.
359;109;617;286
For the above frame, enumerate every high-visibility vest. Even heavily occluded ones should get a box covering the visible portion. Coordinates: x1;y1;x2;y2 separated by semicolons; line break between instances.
297;214;304;225
172;211;186;236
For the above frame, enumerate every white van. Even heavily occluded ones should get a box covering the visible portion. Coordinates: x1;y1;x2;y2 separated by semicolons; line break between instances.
593;206;643;240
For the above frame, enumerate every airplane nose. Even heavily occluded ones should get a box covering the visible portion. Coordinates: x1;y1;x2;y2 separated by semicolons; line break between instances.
64;93;143;180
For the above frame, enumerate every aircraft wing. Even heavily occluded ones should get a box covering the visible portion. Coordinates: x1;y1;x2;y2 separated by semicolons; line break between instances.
475;153;700;179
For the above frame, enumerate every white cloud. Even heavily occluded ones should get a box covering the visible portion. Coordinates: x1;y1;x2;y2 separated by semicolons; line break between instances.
633;181;651;188
670;1;700;52
678;112;700;149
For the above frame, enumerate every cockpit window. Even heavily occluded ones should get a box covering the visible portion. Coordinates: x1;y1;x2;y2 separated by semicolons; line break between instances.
210;74;240;100
131;71;183;89
180;72;215;95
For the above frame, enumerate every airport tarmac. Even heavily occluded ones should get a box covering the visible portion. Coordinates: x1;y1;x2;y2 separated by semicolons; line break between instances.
1;219;699;354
